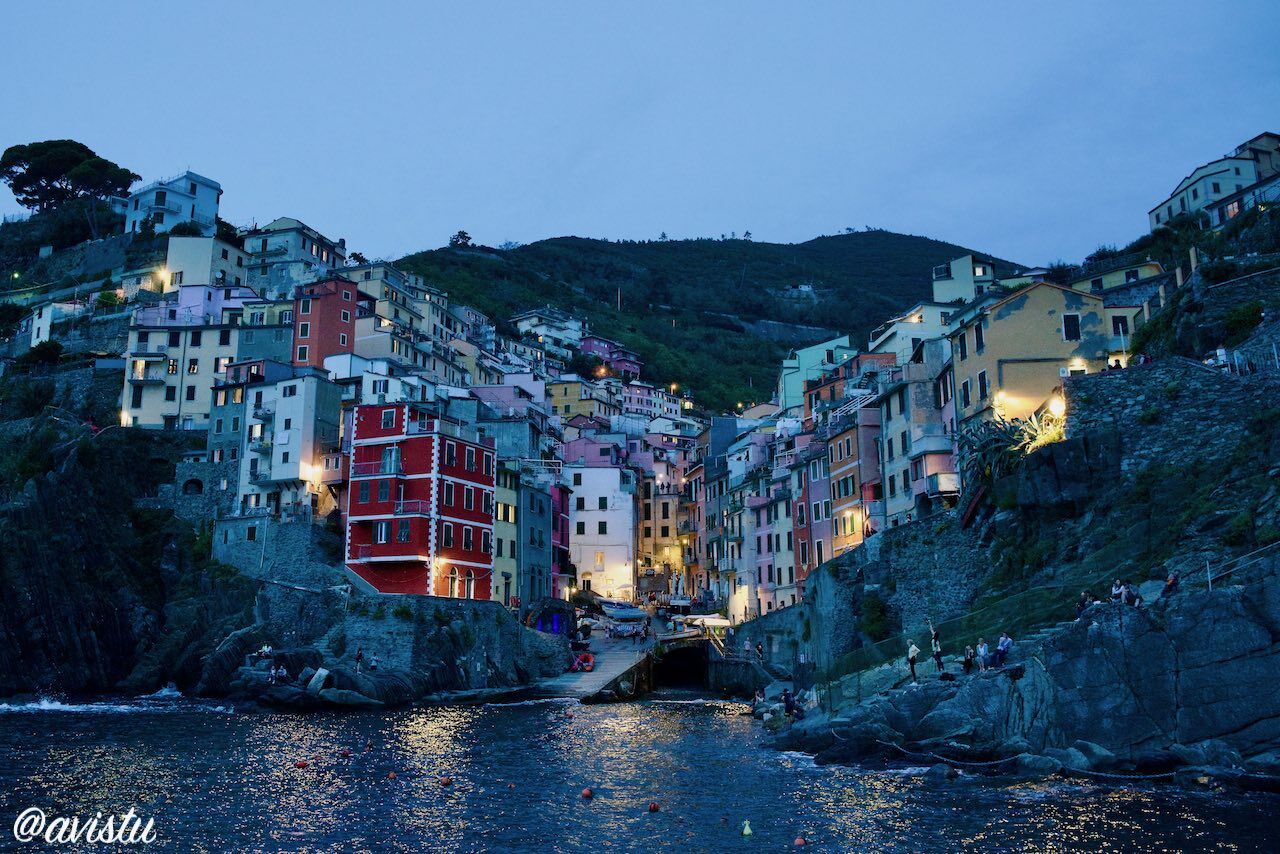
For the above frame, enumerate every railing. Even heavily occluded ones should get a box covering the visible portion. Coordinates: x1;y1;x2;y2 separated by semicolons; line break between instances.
253;405;274;420
247;245;289;258
678;520;700;534
248;466;274;483
394;499;429;515
925;471;960;496
932;263;953;280
351;460;404;477
146;201;181;214
249;438;272;454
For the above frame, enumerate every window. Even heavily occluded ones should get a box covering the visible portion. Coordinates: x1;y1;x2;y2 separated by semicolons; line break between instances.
296;346;308;362
185;386;196;401
1212;182;1220;194
576;521;585;535
167;358;178;375
978;370;989;400
281;384;297;398
1090;277;1104;293
298;322;310;339
961;379;972;408
190;330;202;347
374;521;391;544
598;521;608;535
886;437;894;460
465;447;476;471
442;524;454;548
1113;315;1131;336
187;358;199;374
381;409;395;429
1124;269;1140;283
397;520;411;542
463;487;474;510
377;480;390;502
575;496;585;511
481;530;491;554
958;331;968;360
974;323;985;352
1062;313;1082;342
463;527;474;550
341;310;351;323
445;442;457;466
598;496;608;510
444;483;455;506
130;385;144;408
300;298;312;315
573;473;582;486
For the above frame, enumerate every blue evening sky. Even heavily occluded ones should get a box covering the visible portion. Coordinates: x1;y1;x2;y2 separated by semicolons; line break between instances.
2;1;1278;266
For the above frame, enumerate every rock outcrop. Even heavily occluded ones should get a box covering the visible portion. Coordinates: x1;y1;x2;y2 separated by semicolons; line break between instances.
777;558;1280;777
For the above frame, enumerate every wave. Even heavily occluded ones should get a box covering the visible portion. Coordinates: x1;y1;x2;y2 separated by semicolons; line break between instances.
0;697;233;715
144;684;183;699
483;697;578;708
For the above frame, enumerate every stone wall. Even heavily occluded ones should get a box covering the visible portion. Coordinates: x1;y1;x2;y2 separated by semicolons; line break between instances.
1064;357;1280;472
213;516;345;587
50;312;131;356
161;459;240;523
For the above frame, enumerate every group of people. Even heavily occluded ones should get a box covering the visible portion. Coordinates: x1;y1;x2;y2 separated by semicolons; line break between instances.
742;640;765;662
267;663;291;684
1110;579;1145;607
906;628;1013;682
354;647;380;674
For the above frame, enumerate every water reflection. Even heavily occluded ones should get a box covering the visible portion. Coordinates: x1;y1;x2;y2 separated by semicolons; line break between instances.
0;697;1273;852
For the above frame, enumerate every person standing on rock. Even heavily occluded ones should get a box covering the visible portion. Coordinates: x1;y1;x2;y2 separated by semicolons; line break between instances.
975;638;989;671
995;632;1013;666
907;640;921;683
930;630;944;673
355;647;364;674
963;645;976;675
1112;579;1124;601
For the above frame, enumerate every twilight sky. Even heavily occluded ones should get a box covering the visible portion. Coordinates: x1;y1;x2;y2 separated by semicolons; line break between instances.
2;1;1278;266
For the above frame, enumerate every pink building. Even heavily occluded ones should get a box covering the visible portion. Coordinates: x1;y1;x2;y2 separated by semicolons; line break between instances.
581;334;643;380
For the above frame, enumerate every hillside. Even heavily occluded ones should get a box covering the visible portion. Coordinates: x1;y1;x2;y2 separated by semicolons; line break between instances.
398;231;1021;411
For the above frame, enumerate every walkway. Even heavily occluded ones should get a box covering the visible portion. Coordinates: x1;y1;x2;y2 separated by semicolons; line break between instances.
534;634;651;699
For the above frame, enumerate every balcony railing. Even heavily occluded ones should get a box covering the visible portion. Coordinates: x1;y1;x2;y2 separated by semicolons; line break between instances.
926;472;960;496
248;466;274;484
394;499;430;515
677;520;700;534
351;460;405;478
249;438;272;454
253;405;274;421
908;424;955;458
128;370;167;385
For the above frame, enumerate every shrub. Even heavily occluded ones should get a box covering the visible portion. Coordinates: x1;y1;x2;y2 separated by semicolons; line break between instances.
19;340;63;366
1223;511;1253;546
860;590;895;641
1137;407;1161;424
1222;300;1264;347
391;604;414;621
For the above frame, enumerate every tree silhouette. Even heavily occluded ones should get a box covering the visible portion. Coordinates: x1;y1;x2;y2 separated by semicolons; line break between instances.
1;140;138;238
449;230;473;247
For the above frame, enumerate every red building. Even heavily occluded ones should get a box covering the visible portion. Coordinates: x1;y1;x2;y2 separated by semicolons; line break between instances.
293;277;374;369
345;402;496;597
550;482;573;599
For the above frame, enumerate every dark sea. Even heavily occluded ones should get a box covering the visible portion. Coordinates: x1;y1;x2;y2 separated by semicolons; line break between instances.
0;690;1275;852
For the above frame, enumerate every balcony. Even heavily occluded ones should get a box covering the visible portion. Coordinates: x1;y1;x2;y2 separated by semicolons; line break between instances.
253;405;274;421
926;472;960;497
677;520;700;534
863;499;885;520
351;460;405;478
349;542;431;563
249;437;272;454
394;499;430;516
146;200;181;214
320;455;347;485
908;424;955;459
129;348;168;360
128;369;167;385
247;245;289;258
932;263;953;281
248;466;274;484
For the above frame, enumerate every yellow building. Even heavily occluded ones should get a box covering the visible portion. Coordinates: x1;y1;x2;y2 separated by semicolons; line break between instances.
949;282;1112;426
547;375;621;420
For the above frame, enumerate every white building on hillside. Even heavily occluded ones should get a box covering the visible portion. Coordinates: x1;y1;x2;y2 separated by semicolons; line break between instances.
165;236;250;291
565;463;637;600
122;171;221;236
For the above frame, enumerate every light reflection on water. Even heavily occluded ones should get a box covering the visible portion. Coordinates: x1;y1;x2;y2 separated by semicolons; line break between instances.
0;695;1274;852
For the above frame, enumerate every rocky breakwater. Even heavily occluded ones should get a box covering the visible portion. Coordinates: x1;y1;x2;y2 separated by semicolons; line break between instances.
777;556;1280;788
195;584;570;710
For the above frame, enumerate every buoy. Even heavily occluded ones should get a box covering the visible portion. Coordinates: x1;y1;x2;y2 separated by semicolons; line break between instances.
340;748;352;758
581;788;593;799
294;760;309;769
365;739;374;752
795;836;807;846
439;776;453;787
387;771;397;780
507;783;516;789
741;820;753;837
648;802;660;813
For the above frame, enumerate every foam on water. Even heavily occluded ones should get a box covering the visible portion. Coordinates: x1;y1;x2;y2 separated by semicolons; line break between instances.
0;697;233;715
483;697;578;708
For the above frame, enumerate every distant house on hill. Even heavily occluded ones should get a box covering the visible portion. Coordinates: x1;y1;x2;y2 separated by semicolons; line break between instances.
115;171;221;237
1149;132;1280;230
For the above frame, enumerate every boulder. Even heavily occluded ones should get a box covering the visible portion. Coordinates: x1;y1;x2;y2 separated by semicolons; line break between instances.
1043;747;1089;772
1013;753;1063;778
923;763;959;783
1071;740;1118;770
318;688;385;708
306;667;330;695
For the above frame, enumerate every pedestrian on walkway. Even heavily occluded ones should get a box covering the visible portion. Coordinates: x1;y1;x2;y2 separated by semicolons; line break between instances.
976;638;989;671
907;640;920;683
931;630;944;672
1111;579;1124;601
755;642;764;662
